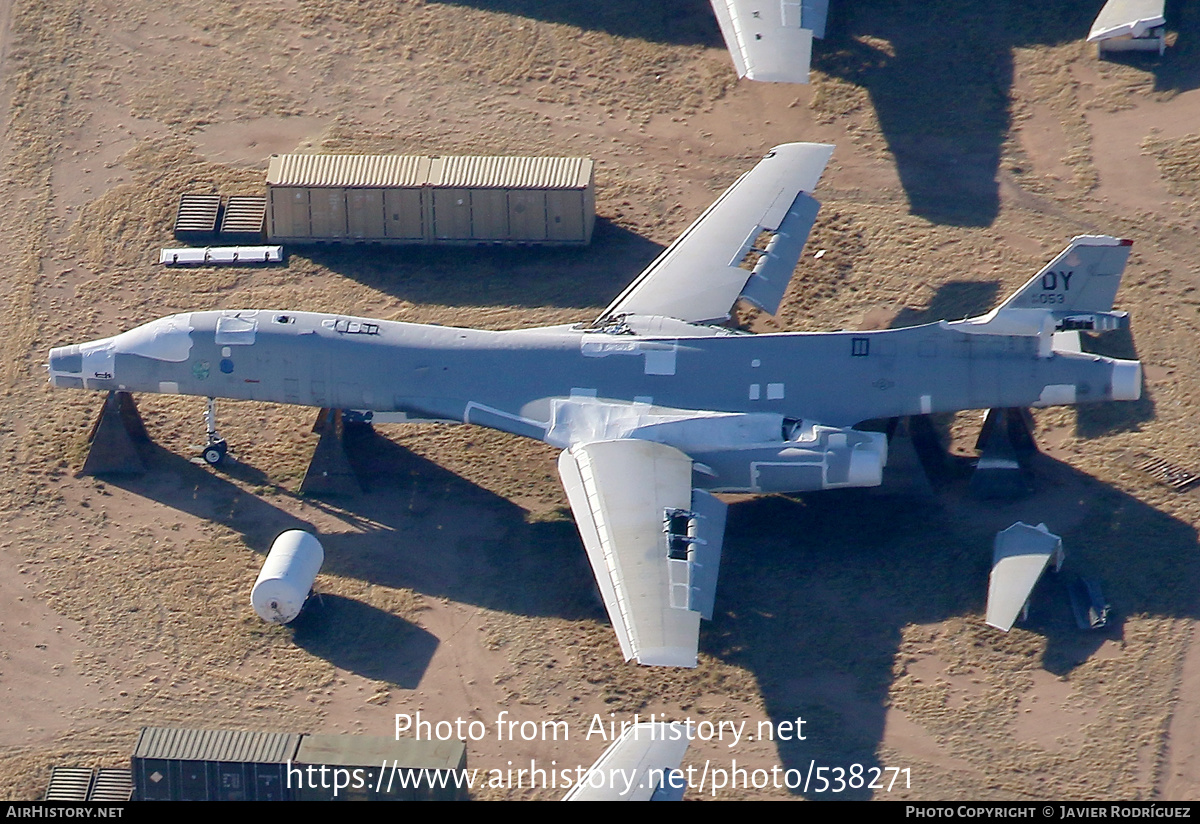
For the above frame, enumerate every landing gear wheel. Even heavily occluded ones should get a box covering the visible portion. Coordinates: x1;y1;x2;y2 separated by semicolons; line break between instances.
202;439;228;466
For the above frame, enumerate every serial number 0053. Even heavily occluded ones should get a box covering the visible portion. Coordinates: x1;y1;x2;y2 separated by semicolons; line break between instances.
808;764;911;793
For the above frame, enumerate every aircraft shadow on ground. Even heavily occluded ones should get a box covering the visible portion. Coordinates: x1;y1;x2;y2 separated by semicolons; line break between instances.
1142;0;1200;94
814;4;1084;228
434;0;1026;227
310;425;600;621
97;444;317;549
889;280;1002;328
293;218;662;313
417;3;1197;231
95;432;591;688
98;422;601;621
99;415;1198;797
290;593;438;688
819;2;1200;225
427;0;724;48
706;446;1198;798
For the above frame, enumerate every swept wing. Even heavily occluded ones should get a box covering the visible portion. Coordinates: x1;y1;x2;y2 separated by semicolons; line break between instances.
599;142;833;325
558;440;727;668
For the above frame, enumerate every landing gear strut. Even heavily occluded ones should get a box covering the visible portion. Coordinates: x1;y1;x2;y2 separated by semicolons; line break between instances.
201;397;228;466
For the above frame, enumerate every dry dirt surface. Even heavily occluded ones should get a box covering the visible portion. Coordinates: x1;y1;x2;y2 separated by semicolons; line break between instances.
2;0;1200;802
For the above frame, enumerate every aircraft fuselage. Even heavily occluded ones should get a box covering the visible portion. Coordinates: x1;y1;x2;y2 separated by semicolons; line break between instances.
49;308;1140;443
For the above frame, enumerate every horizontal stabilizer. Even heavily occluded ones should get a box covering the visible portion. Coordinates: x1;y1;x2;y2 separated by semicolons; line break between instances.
986;522;1063;632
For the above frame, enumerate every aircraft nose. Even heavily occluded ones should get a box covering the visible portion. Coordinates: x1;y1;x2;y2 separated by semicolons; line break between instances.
48;336;119;389
48;343;86;388
49;344;82;376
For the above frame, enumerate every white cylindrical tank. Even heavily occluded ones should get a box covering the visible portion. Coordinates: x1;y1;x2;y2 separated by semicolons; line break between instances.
252;530;324;624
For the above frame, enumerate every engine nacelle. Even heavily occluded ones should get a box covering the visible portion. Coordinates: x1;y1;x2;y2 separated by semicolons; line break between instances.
689;424;888;493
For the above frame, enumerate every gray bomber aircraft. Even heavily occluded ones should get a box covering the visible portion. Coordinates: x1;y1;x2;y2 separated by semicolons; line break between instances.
48;143;1143;668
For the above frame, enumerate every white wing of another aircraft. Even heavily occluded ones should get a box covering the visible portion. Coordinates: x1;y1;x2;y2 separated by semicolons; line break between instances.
600;142;834;325
1088;0;1165;42
563;722;693;801
710;0;829;83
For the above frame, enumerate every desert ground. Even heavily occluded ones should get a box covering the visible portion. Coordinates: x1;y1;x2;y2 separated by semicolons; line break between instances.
1;0;1200;801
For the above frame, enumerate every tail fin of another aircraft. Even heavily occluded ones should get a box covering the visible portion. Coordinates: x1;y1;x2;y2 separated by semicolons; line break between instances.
997;235;1133;316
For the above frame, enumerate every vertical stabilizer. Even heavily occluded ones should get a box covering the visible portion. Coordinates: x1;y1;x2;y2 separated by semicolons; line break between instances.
998;235;1132;315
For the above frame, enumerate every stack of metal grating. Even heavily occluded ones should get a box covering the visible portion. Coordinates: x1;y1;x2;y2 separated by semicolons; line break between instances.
173;194;221;242
219;195;267;242
44;766;133;802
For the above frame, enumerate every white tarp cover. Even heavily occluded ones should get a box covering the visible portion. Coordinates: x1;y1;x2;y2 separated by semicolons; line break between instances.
1088;0;1165;41
160;246;283;265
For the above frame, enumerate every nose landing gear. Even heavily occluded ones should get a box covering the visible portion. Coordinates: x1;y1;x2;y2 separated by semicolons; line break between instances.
200;397;229;466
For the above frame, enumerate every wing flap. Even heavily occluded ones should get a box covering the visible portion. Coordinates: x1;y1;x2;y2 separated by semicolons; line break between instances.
738;193;820;313
559;440;728;667
686;489;727;620
600;143;833;325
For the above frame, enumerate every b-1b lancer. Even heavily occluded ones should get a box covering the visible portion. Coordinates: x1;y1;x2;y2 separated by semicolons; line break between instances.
48;143;1142;668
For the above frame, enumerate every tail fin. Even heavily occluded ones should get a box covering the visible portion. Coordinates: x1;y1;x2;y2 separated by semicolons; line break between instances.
998;235;1133;315
946;235;1134;340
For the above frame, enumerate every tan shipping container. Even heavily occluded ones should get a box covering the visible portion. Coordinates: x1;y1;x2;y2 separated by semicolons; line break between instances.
431;188;473;240
345;188;385;239
268;187;309;240
265;153;593;245
384;188;424;239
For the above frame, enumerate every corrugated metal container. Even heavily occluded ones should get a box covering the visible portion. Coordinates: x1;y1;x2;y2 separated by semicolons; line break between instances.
266;153;594;245
132;727;300;801
89;768;134;802
294;734;469;801
130;726;469;801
